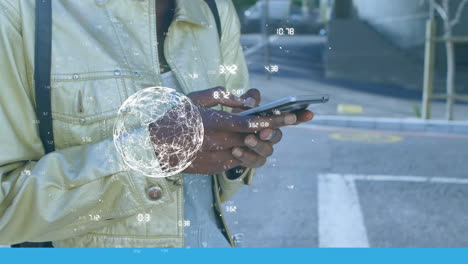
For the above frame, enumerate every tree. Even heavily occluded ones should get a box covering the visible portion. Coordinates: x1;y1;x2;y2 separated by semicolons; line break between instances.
428;0;468;120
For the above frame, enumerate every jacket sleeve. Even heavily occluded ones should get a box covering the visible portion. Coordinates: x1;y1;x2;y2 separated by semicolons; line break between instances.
0;6;159;244
215;0;256;203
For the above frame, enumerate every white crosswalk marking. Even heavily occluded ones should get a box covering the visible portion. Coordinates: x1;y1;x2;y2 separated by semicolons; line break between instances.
318;173;468;248
318;173;369;248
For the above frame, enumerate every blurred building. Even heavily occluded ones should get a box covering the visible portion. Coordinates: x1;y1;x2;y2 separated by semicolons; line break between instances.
325;0;468;92
237;0;322;33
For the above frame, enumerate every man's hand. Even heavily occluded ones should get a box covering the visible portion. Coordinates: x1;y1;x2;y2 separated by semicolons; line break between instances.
228;89;313;176
149;87;313;175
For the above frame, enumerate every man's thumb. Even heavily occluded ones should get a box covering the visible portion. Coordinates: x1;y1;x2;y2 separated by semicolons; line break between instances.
187;87;251;109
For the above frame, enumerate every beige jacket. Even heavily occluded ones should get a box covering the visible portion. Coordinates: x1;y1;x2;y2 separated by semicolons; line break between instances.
0;0;254;247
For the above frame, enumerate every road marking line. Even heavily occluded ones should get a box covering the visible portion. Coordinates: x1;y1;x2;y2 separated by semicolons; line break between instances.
337;104;363;115
330;132;403;143
318;174;369;248
346;174;468;185
298;124;468;139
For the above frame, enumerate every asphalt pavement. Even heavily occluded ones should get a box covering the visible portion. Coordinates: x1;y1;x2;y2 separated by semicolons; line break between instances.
222;34;468;248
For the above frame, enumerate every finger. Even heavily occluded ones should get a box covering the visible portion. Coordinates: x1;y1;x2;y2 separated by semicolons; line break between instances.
187;87;250;109
199;108;240;131
208;150;245;172
259;128;283;144
240;88;261;107
295;110;314;124
222;159;242;171
207;149;237;163
186;157;241;175
186;149;241;174
220;113;297;133
192;148;233;163
232;147;267;168
244;134;274;158
203;132;245;151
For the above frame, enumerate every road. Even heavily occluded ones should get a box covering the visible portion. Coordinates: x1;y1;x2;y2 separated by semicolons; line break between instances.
222;34;468;248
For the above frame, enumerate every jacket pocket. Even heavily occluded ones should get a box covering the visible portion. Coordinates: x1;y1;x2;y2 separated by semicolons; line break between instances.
50;72;131;148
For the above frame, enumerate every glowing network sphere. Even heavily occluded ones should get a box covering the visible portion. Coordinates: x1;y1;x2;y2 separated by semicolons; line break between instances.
113;87;204;178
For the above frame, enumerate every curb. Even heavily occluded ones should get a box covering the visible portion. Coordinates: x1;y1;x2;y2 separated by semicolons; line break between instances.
312;115;468;135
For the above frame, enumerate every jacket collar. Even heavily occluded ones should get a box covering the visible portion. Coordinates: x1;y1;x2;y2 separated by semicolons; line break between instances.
174;0;210;27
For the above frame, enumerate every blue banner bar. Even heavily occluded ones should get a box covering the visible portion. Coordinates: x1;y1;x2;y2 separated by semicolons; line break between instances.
0;248;461;264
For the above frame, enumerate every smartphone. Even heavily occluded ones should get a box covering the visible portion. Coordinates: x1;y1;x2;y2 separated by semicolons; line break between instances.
238;94;329;116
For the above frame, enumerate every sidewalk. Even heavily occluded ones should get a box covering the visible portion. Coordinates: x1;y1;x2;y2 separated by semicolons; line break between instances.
242;34;468;124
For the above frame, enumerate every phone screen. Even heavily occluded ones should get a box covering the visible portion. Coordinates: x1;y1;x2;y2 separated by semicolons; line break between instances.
239;95;329;116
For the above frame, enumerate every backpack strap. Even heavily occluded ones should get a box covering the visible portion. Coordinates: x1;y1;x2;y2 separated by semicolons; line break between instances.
205;0;222;39
34;0;55;154
11;0;55;248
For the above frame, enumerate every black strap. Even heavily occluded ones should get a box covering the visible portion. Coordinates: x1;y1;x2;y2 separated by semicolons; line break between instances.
205;0;222;39
34;0;55;154
12;0;54;248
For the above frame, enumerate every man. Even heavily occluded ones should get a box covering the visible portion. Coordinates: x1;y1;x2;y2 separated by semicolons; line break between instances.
0;0;313;247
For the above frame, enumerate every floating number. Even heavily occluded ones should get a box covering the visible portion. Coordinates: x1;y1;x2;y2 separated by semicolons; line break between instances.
137;213;151;222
